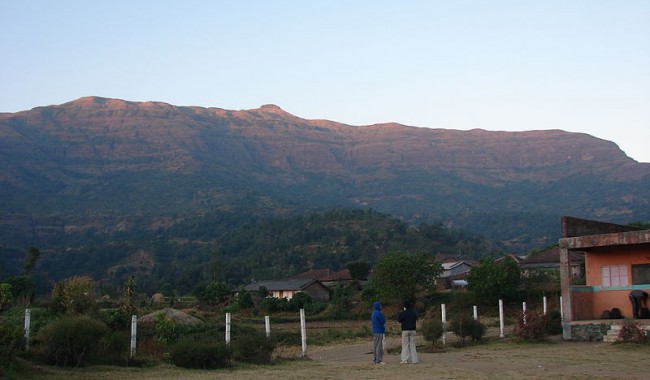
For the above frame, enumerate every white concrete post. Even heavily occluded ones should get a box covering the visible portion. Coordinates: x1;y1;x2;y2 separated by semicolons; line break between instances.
300;308;307;357
130;315;137;358
543;296;547;315
441;303;447;345
522;302;527;326
559;296;564;321
24;309;31;351
225;312;232;345
499;299;505;338
265;315;271;338
473;305;478;321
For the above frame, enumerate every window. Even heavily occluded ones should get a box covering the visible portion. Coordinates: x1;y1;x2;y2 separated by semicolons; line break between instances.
601;265;629;287
632;264;650;285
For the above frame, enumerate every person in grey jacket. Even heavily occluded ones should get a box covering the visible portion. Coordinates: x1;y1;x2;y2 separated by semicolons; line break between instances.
398;300;418;364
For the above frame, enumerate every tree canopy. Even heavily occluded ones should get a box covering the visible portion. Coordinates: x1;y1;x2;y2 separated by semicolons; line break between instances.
466;256;521;304
367;251;442;303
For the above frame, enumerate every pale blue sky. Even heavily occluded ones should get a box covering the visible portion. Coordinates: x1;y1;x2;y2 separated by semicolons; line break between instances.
2;1;649;162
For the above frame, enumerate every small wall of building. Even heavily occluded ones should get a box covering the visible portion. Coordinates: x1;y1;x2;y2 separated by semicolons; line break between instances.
569;323;610;342
570;287;594;320
585;247;650;286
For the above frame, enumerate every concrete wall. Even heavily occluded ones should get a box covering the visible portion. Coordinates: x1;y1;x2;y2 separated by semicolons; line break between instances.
579;246;650;319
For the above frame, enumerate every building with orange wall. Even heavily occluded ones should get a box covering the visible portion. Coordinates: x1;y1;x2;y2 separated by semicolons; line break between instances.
559;216;650;340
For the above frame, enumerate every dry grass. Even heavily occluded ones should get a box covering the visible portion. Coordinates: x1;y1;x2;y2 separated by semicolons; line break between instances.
16;337;650;380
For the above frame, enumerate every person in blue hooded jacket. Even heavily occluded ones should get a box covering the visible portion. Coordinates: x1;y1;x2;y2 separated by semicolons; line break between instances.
371;301;386;364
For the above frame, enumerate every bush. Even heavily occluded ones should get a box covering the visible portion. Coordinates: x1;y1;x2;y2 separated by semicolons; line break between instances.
0;320;23;372
545;310;562;335
34;315;110;367
261;297;291;312
231;329;276;364
97;308;130;330
290;292;312;309
514;310;550;340
169;337;230;369
450;316;485;342
617;320;646;344
420;319;443;344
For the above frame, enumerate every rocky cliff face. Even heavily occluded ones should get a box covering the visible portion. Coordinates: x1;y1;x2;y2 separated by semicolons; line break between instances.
1;96;649;243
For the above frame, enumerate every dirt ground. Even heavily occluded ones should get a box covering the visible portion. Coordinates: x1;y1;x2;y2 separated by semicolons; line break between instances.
25;335;650;380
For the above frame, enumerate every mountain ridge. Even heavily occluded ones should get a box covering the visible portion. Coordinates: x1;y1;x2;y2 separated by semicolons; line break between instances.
1;97;649;251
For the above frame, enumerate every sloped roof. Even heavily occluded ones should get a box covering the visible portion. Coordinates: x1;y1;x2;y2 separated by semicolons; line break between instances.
289;268;353;282
320;268;353;282
441;261;473;270
289;269;333;280
522;246;583;265
242;278;318;292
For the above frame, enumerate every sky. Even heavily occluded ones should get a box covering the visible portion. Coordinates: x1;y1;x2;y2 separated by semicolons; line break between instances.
1;1;649;162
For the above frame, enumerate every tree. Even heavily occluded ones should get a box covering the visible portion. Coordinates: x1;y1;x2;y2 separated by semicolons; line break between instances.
51;276;94;315
466;256;521;304
119;276;139;316
194;281;229;306
0;283;12;311
23;246;41;275
3;276;35;306
367;251;442;303
346;260;371;281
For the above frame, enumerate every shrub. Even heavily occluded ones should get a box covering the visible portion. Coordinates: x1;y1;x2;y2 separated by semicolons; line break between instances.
617;320;646;344
0;320;23;372
420;319;443;344
237;289;254;309
261;297;291;312
290;292;312;309
169;337;230;369
97;308;130;330
514;310;550;340
450;316;485;342
34;315;110;367
545;310;562;335
154;313;177;347
231;329;277;364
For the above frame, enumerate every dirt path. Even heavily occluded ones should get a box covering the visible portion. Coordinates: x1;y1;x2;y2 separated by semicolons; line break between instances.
308;335;650;379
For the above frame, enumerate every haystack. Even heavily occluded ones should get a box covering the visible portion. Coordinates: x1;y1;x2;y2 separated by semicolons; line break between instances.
138;307;204;327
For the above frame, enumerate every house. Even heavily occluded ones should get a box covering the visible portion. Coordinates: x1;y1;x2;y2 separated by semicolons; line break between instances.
242;278;330;302
441;261;473;279
520;246;584;279
438;261;473;289
289;268;354;288
558;216;650;341
495;253;526;264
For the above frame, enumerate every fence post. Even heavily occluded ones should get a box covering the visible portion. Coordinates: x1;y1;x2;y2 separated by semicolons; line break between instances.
24;308;31;352
499;299;505;338
441;303;447;345
300;308;307;357
130;315;137;358
543;296;547;315
522;302;527;326
226;312;231;345
559;296;564;321
473;305;478;321
265;315;271;338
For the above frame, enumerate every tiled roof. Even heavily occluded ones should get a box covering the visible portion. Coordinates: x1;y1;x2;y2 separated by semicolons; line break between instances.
242;279;316;292
522;246;583;265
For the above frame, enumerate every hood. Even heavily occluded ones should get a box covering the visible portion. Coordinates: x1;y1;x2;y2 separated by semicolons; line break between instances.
373;301;381;310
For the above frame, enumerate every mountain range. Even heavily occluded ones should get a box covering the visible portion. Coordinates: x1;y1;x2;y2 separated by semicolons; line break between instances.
1;96;649;268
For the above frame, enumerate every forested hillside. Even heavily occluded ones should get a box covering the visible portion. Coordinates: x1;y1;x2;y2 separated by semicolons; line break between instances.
2;209;503;296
